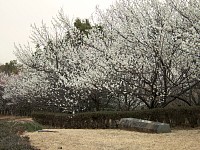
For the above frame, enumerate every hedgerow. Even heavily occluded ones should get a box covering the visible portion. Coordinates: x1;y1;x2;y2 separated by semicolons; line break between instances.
32;106;200;129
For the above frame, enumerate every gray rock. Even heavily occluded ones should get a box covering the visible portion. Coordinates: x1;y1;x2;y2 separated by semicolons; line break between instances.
38;130;58;132
119;118;171;133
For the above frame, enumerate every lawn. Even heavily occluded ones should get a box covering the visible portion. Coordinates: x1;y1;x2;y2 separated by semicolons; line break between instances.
2;115;200;150
26;128;200;150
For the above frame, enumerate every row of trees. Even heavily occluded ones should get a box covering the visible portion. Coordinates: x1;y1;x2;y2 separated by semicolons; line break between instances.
1;0;200;114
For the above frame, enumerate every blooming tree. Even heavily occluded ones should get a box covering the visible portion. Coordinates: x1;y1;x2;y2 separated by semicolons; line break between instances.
80;0;200;108
4;0;200;113
13;11;103;112
0;73;17;114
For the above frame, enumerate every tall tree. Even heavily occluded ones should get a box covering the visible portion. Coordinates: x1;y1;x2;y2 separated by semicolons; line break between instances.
74;18;92;35
0;60;19;75
80;0;200;108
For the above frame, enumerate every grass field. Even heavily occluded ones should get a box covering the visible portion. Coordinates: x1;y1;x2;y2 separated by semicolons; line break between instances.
26;128;200;150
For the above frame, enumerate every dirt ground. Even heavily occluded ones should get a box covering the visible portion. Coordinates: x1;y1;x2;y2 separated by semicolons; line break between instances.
0;115;33;122
25;129;200;150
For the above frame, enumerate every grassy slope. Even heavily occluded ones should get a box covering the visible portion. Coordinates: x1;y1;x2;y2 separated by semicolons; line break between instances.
0;116;42;150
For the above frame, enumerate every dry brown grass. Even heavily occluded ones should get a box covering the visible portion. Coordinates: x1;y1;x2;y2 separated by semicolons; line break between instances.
25;129;200;150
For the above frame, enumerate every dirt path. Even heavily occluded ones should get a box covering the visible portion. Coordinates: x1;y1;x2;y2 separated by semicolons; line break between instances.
0;115;33;122
26;129;200;150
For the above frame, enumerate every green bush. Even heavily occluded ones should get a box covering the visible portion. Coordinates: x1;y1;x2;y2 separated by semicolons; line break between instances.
14;121;43;132
32;111;71;128
32;106;200;129
0;121;39;150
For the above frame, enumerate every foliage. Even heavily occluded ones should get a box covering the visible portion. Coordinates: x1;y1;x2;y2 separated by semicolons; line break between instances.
14;121;43;132
32;106;200;129
0;120;39;150
0;60;20;75
74;18;92;36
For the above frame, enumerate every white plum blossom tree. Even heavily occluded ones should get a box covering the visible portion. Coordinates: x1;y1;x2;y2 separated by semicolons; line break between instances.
13;11;100;112
3;68;49;101
4;0;200;113
80;0;200;108
0;73;18;114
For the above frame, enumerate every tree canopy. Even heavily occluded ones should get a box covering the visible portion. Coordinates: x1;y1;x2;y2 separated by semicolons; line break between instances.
0;60;19;75
1;0;200;114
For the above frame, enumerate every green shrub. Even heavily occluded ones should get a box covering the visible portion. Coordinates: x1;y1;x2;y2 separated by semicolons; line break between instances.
32;106;200;129
0;121;38;150
14;121;43;132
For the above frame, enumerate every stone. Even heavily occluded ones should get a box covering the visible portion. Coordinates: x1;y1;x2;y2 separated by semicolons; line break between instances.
119;118;171;133
38;130;58;132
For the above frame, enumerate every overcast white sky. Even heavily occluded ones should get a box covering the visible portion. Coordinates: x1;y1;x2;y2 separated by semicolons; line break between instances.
0;0;116;64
